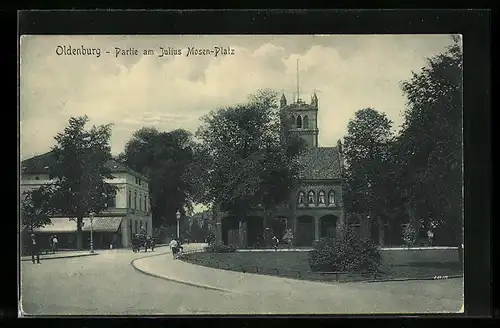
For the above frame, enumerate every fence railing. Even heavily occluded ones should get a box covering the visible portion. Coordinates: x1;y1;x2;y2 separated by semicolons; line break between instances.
177;251;382;282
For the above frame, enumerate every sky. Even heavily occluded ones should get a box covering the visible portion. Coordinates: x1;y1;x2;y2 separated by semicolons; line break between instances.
20;34;457;161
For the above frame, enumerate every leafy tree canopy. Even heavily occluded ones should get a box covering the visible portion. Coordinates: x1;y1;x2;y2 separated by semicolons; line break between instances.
396;38;463;242
21;185;55;232
49;115;118;249
343;108;395;217
118;127;196;227
193;89;306;221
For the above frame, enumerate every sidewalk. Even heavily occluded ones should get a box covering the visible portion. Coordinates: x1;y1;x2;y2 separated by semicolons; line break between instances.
21;251;99;262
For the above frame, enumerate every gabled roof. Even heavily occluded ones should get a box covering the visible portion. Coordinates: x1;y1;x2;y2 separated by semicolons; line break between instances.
21;151;148;181
298;147;342;180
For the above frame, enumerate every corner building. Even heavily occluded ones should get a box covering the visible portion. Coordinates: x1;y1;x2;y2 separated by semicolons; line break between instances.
214;92;346;247
20;152;153;250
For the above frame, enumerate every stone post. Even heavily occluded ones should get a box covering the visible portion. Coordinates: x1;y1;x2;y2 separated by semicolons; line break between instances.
238;221;247;248
215;219;223;246
314;216;320;242
378;216;385;246
337;202;346;238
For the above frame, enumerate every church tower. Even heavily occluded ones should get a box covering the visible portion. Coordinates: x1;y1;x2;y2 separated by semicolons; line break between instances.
279;59;319;148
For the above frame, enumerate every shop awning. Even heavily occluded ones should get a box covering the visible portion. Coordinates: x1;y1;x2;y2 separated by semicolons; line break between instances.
33;217;123;233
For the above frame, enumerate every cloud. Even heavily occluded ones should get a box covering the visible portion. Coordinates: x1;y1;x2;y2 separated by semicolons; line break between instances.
20;35;455;160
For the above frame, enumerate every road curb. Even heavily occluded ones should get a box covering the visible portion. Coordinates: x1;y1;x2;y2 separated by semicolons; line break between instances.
365;274;464;283
130;251;237;294
179;256;463;284
21;253;99;262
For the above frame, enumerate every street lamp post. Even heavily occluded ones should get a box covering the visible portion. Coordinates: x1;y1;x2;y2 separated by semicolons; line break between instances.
89;212;95;253
176;210;181;239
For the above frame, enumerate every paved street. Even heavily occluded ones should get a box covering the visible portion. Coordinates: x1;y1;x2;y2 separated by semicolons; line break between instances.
21;244;463;315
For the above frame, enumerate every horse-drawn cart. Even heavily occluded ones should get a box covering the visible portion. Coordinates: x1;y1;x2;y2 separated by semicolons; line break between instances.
131;234;156;252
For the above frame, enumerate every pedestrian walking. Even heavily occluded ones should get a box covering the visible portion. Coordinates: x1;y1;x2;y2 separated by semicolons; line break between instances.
169;238;179;259
272;236;279;251
427;230;434;246
47;235;53;254
52;235;59;253
177;238;184;254
30;234;41;264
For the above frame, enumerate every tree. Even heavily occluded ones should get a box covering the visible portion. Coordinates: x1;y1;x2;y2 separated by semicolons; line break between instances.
21;185;55;233
118;128;196;228
397;39;463;251
194;89;306;225
343;108;396;239
49;116;118;250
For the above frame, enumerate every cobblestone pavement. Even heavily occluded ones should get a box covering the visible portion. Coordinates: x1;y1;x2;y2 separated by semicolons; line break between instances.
20;244;464;316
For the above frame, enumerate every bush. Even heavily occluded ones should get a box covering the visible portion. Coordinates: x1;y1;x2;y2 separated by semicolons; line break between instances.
282;229;294;247
308;228;381;272
204;244;237;253
402;223;417;247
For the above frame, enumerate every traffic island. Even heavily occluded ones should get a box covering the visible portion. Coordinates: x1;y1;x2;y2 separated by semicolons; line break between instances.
179;250;464;283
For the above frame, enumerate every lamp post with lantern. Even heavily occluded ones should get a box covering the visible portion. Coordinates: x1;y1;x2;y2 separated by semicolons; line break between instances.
89;212;95;253
176;210;181;239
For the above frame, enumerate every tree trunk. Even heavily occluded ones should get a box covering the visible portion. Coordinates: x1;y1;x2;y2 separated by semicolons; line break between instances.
377;216;385;246
76;217;83;250
238;214;247;248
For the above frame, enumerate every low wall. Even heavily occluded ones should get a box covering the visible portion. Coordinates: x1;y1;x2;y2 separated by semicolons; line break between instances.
381;247;460;265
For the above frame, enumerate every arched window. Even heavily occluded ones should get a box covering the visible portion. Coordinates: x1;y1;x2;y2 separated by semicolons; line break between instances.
318;190;325;204
297;191;305;204
296;115;302;128
308;190;315;205
328;190;336;206
303;115;309;129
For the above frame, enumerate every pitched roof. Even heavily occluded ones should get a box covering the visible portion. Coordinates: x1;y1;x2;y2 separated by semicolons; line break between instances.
21;151;147;180
298;147;342;180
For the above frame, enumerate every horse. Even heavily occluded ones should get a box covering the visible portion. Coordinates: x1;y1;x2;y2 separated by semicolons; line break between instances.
132;235;156;252
145;237;156;252
131;234;146;252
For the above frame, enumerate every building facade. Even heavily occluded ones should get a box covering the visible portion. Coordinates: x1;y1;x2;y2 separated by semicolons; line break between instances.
214;93;346;247
20;152;152;249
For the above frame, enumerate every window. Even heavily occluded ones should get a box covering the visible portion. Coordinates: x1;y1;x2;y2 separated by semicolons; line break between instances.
128;190;131;208
135;220;138;234
328;190;336;206
145;222;148;234
308;190;315;205
129;220;133;236
303;115;309;129
296;115;302;128
297;191;305;204
134;191;137;209
139;194;142;211
318;190;325;204
108;195;116;208
35;176;39;180
144;196;147;212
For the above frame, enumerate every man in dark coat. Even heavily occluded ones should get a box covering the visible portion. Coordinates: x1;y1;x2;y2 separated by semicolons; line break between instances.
30;233;41;264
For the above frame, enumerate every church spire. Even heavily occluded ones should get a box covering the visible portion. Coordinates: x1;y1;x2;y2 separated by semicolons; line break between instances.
280;93;287;108
311;89;318;108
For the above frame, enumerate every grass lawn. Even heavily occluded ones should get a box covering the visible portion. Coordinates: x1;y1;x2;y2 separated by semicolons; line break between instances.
182;251;463;283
